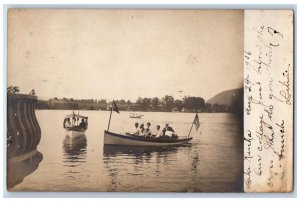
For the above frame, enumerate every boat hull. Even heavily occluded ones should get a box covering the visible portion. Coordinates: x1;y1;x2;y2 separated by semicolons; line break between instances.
104;130;192;147
65;128;86;138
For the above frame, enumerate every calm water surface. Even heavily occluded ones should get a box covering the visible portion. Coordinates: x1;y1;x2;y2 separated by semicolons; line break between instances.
11;110;243;192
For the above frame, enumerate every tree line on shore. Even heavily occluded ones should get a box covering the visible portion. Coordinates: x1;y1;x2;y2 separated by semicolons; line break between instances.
7;86;242;113
36;94;242;113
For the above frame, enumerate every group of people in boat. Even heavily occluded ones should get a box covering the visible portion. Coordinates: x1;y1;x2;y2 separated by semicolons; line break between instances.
131;122;178;139
63;117;88;130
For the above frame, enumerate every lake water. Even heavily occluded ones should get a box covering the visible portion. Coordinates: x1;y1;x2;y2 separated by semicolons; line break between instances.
10;110;243;192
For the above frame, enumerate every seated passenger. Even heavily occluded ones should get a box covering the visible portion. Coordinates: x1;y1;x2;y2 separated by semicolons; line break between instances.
72;118;76;125
163;123;178;138
144;122;152;137
140;123;145;135
162;123;175;135
143;128;151;137
64;118;72;128
133;122;140;135
152;125;163;138
79;119;86;129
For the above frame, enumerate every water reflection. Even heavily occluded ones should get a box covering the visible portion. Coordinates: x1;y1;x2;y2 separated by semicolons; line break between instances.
103;145;192;156
7;151;43;189
102;145;193;191
62;135;87;166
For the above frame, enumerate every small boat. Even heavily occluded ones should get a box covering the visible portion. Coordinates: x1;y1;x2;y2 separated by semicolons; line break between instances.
104;130;192;147
63;113;88;138
129;113;144;119
104;101;198;147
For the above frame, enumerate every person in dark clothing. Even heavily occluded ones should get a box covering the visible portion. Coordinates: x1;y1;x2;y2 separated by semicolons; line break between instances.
162;123;175;135
79;119;86;129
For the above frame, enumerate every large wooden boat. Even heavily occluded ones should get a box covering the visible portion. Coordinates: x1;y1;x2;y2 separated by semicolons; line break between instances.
104;130;192;147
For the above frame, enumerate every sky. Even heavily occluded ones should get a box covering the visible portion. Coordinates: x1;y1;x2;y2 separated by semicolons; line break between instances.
7;9;244;102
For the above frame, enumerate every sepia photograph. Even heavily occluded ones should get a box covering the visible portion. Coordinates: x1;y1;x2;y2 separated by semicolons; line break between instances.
6;9;244;192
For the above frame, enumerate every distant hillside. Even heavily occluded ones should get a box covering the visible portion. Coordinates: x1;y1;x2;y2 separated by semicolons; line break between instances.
207;88;243;106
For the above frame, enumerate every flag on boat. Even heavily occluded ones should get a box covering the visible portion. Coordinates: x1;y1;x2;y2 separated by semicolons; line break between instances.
193;113;200;131
112;100;120;113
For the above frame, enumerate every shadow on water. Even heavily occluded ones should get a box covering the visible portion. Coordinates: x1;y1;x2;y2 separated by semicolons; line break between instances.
7;151;43;189
62;135;87;166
